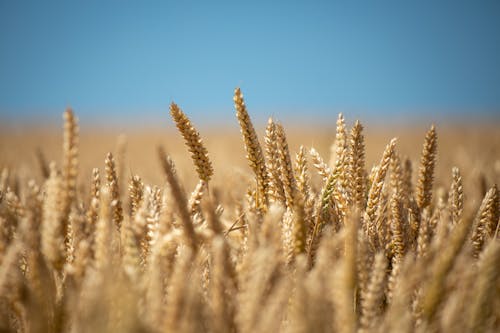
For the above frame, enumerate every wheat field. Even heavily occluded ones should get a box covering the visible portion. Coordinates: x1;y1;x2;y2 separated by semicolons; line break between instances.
0;88;499;332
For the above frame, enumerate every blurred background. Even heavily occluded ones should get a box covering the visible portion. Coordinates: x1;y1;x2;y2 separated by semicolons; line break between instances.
1;1;499;189
1;0;499;127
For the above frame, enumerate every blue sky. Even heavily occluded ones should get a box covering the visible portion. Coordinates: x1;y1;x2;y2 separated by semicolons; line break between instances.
1;0;499;124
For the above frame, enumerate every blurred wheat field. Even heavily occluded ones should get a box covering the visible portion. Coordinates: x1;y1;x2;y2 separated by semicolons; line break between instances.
0;89;499;332
2;123;499;194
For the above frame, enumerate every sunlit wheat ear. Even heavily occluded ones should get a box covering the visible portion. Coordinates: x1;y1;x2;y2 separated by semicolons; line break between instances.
295;146;314;224
448;167;463;225
105;152;123;231
390;191;405;260
188;180;206;220
234;87;269;209
329;113;347;169
364;138;397;243
62;107;79;210
295;146;310;199
61;107;79;261
307;172;341;262
275;122;297;209
310;147;331;180
390;152;403;195
349;120;366;209
170;102;213;183
265;117;286;204
158;146;198;252
416;125;437;210
128;175;144;220
471;186;499;257
334;114;351;191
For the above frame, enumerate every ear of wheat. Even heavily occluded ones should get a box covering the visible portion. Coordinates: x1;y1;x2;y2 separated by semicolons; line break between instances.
170;102;213;183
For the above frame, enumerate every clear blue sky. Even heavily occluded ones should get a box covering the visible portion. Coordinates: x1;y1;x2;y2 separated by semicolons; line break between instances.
1;0;499;124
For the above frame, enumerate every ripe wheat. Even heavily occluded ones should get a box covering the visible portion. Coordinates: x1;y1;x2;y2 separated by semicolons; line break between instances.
0;90;498;333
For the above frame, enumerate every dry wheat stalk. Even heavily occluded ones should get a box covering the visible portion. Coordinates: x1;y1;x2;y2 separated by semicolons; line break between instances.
158;146;198;252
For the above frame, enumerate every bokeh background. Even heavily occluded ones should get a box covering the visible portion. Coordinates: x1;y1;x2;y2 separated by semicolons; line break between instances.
1;0;500;126
0;1;499;190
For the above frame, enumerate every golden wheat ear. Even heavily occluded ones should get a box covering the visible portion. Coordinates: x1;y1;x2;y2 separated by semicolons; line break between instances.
364;138;397;243
105;152;123;232
416;124;437;210
275;122;297;209
471;186;499;257
169;102;213;183
265;117;286;205
61;108;79;247
349;120;366;210
234;87;269;209
128;175;144;220
448;167;463;226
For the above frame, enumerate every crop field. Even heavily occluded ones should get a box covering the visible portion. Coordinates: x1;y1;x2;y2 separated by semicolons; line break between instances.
0;89;499;332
